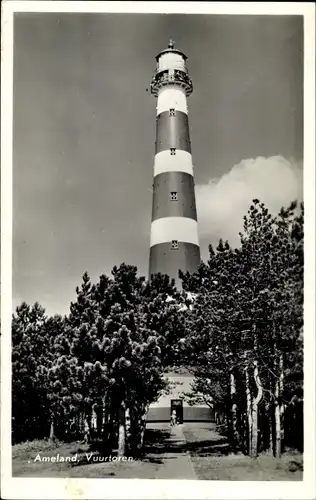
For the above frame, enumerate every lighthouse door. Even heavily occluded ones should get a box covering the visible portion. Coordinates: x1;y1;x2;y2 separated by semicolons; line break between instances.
170;399;183;424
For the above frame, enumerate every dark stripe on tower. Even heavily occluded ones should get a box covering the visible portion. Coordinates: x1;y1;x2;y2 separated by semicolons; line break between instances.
152;172;197;221
149;242;201;279
155;110;191;154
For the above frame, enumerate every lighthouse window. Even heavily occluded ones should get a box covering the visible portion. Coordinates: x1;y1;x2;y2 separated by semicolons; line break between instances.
169;108;176;116
170;148;176;155
171;240;179;250
170;191;178;201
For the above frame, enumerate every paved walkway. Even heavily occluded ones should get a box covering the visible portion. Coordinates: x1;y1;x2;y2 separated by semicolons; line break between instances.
155;424;197;479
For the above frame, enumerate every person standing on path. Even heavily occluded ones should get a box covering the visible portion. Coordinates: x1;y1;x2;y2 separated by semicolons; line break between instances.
170;409;177;427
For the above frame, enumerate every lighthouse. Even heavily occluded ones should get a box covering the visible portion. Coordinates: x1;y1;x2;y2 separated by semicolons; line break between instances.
149;40;201;286
147;42;213;423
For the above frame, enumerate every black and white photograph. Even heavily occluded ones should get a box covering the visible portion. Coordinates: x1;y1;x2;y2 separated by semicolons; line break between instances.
1;2;315;499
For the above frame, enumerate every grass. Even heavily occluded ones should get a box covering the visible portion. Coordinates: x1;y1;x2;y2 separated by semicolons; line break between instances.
12;423;303;480
12;438;62;458
182;423;303;481
189;452;303;481
12;426;172;478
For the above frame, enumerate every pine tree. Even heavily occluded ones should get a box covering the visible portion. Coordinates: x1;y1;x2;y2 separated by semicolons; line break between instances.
12;303;64;442
181;200;303;457
58;265;183;454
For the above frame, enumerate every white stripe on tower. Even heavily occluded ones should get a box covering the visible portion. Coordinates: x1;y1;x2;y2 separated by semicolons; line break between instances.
154;150;194;177
156;87;188;115
150;217;199;247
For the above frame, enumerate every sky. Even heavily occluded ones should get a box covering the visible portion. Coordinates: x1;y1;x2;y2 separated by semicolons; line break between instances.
12;13;303;315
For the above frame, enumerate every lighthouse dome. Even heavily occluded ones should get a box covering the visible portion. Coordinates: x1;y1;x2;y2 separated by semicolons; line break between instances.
155;39;187;73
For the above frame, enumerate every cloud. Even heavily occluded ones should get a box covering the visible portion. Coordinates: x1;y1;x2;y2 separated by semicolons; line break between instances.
195;156;303;250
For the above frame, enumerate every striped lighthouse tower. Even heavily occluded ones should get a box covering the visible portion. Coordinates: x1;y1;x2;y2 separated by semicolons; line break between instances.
149;40;200;285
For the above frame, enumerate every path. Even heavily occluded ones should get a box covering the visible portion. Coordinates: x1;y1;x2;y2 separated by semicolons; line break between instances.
154;424;197;479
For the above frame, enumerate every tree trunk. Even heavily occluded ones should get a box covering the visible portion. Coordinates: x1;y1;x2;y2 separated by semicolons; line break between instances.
49;415;55;440
251;360;263;458
101;400;109;440
91;408;97;437
275;381;281;458
245;366;253;456
77;412;81;436
274;352;284;458
96;408;102;439
251;404;258;457
83;417;91;444
125;407;131;454
139;405;149;450
118;401;126;457
279;354;285;451
79;411;85;435
269;400;274;455
230;372;239;449
108;410;116;451
279;354;284;405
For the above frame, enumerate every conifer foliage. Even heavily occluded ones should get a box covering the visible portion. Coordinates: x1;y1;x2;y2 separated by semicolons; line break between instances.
180;200;304;456
12;303;65;443
12;265;180;455
12;200;303;458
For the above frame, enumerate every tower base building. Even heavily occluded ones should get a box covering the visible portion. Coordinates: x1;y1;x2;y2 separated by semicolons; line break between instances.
147;372;214;423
